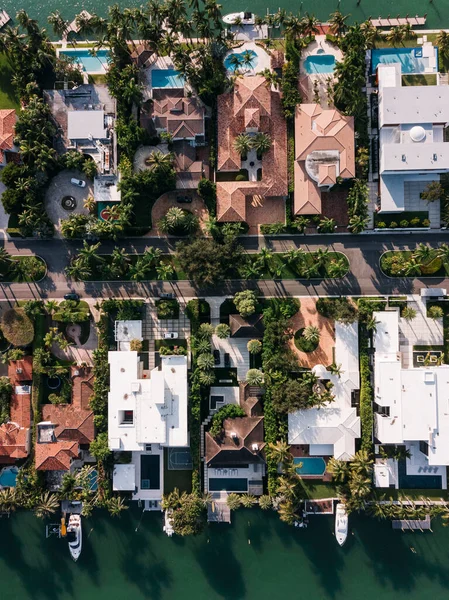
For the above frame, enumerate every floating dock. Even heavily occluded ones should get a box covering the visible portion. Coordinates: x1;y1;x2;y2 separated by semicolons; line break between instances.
370;16;426;28
0;10;10;30
392;515;432;531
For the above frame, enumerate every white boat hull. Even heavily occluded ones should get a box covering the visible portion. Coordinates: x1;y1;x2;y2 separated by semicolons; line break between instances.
67;515;82;561
335;503;348;547
223;12;255;26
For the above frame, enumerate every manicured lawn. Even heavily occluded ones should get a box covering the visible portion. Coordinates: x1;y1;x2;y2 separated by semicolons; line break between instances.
402;74;437;86
0;53;20;110
296;480;338;500
53;300;91;321
382;489;448;501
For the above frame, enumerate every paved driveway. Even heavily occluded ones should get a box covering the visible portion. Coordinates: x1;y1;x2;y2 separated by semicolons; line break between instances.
45;170;93;237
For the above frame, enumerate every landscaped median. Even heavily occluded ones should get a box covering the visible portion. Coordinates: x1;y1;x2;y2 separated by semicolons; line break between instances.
0;252;47;283
380;245;449;278
66;241;350;282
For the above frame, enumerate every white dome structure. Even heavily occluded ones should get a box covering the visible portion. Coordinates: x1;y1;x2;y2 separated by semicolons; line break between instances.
410;125;426;143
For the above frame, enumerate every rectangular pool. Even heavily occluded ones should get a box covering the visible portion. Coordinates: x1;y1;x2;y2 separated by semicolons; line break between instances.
303;54;336;74
140;454;160;490
209;478;248;492
294;457;326;476
371;47;438;74
59;49;110;73
151;69;185;89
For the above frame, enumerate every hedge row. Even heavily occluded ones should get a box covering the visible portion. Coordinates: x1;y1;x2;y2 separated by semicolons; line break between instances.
359;336;374;453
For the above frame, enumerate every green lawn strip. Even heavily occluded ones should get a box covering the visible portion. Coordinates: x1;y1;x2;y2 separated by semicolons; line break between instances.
426;301;449;363
238;251;349;279
413;344;445;352
374;210;428;227
296;479;339;500
0;53;20;110
380;250;449;277
0;255;47;283
382;488;447;501
163;448;192;494
53;300;90;321
402;74;437;86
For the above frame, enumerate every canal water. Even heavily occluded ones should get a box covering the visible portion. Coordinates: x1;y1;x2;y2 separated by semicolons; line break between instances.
1;0;446;34
1;505;449;600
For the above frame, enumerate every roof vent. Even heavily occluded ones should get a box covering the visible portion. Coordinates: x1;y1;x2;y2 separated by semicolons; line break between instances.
120;368;125;372
231;432;238;439
16;368;23;374
402;154;406;162
410;125;426;143
252;443;259;452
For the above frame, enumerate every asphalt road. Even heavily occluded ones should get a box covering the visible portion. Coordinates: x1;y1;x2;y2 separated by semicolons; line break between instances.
1;232;449;301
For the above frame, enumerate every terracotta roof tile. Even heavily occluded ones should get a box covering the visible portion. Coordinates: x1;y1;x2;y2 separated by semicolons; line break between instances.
152;93;205;140
0;109;16;151
0;423;30;460
35;440;79;471
205;416;265;465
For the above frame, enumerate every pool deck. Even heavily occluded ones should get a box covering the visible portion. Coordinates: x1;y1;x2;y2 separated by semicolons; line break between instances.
224;42;271;76
300;35;343;106
144;56;185;99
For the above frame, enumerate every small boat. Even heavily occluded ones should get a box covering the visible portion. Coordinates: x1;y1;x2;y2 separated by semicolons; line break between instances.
335;503;348;546
223;12;255;26
67;514;82;561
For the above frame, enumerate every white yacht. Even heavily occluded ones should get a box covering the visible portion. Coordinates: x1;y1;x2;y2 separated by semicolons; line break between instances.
67;514;82;561
335;503;348;546
223;12;255;26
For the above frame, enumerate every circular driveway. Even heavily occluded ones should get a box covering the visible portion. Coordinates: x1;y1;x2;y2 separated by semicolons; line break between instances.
45;169;93;237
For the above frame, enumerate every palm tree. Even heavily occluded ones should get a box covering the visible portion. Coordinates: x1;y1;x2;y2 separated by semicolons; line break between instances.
401;306;417;321
45;300;58;316
366;316;379;332
360;20;379;49
301;14;320;38
146;151;173;173
328;11;348;38
48;10;69;38
108;496;128;517
241;50;255;71
246;368;264;386
258;247;274;271
226;493;241;510
241;494;257;508
195;339;211;354
129;259;148;282
251;132;271;157
303;325;320;344
351;450;374;476
0;487;17;513
79;240;103;265
276;476;298;499
197;353;215;370
143;246;163;265
348;215;369;234
233;133;251;158
247;339;262;354
227;53;243;72
278;499;298;525
403;258;422;277
328;363;343;378
268;440;291;465
156;263;174;281
198;370;215;386
327;258;348;278
349;473;372;500
413;243;437;264
386;27;406;47
327;457;349;483
34;491;59;519
215;323;230;339
437;243;449;264
66;260;92;281
258;495;273;510
437;30;449;60
314;247;330;269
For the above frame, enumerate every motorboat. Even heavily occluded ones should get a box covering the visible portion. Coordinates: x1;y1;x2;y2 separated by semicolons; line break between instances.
223;12;255;26
67;514;82;561
335;503;348;546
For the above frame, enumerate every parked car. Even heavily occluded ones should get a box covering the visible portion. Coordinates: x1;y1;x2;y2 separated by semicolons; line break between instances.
176;195;192;204
159;292;175;299
164;332;178;339
70;178;86;188
64;293;80;301
224;353;231;368
213;349;220;365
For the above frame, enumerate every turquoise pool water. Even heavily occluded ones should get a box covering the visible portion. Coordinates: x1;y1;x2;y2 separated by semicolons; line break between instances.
59;49;109;73
294;457;326;476
371;47;438;74
303;54;336;74
0;466;18;487
151;69;185;88
224;49;258;71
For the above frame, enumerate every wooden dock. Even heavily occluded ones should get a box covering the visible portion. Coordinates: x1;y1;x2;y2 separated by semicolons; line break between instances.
63;10;93;40
370;15;426;28
0;10;10;30
392;515;432;531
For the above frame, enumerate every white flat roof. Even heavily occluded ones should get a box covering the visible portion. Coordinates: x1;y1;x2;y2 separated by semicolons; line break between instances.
288;323;360;460
113;464;136;491
373;311;399;354
379;85;449;127
108;352;188;451
67;110;106;140
381;142;449;173
114;320;142;343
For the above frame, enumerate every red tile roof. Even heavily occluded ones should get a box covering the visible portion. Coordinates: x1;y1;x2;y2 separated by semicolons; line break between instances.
35;368;95;471
0;423;30;460
8;357;33;382
216;76;288;222
294;104;355;215
0;109;16;151
152;92;205;140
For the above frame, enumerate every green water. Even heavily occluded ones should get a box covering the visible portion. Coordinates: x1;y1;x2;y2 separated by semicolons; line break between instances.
1;506;449;600
2;0;448;33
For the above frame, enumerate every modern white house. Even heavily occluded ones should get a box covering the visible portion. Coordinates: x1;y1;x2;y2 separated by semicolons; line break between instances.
377;63;449;212
108;351;188;504
288;322;361;461
373;310;449;489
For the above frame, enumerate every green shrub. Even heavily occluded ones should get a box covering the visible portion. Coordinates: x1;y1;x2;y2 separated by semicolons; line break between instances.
428;305;444;319
359;351;373;452
156;299;179;319
422;218;431;227
389;221;398;229
294;328;319;353
410;217;421;227
209;404;245;438
48;393;65;405
376;221;386;229
399;220;409;228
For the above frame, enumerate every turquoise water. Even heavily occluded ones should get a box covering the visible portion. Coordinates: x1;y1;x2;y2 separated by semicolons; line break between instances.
59;49;109;73
0;466;18;487
224;50;258;71
294;457;327;475
2;507;449;599
0;1;446;37
151;69;185;89
304;53;336;74
371;47;439;74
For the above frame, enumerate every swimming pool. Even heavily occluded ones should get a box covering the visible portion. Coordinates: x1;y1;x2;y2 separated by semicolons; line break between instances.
224;49;258;71
303;54;336;74
294;457;326;476
0;466;19;487
208;478;248;492
151;69;185;89
371;47;438;74
59;49;109;73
